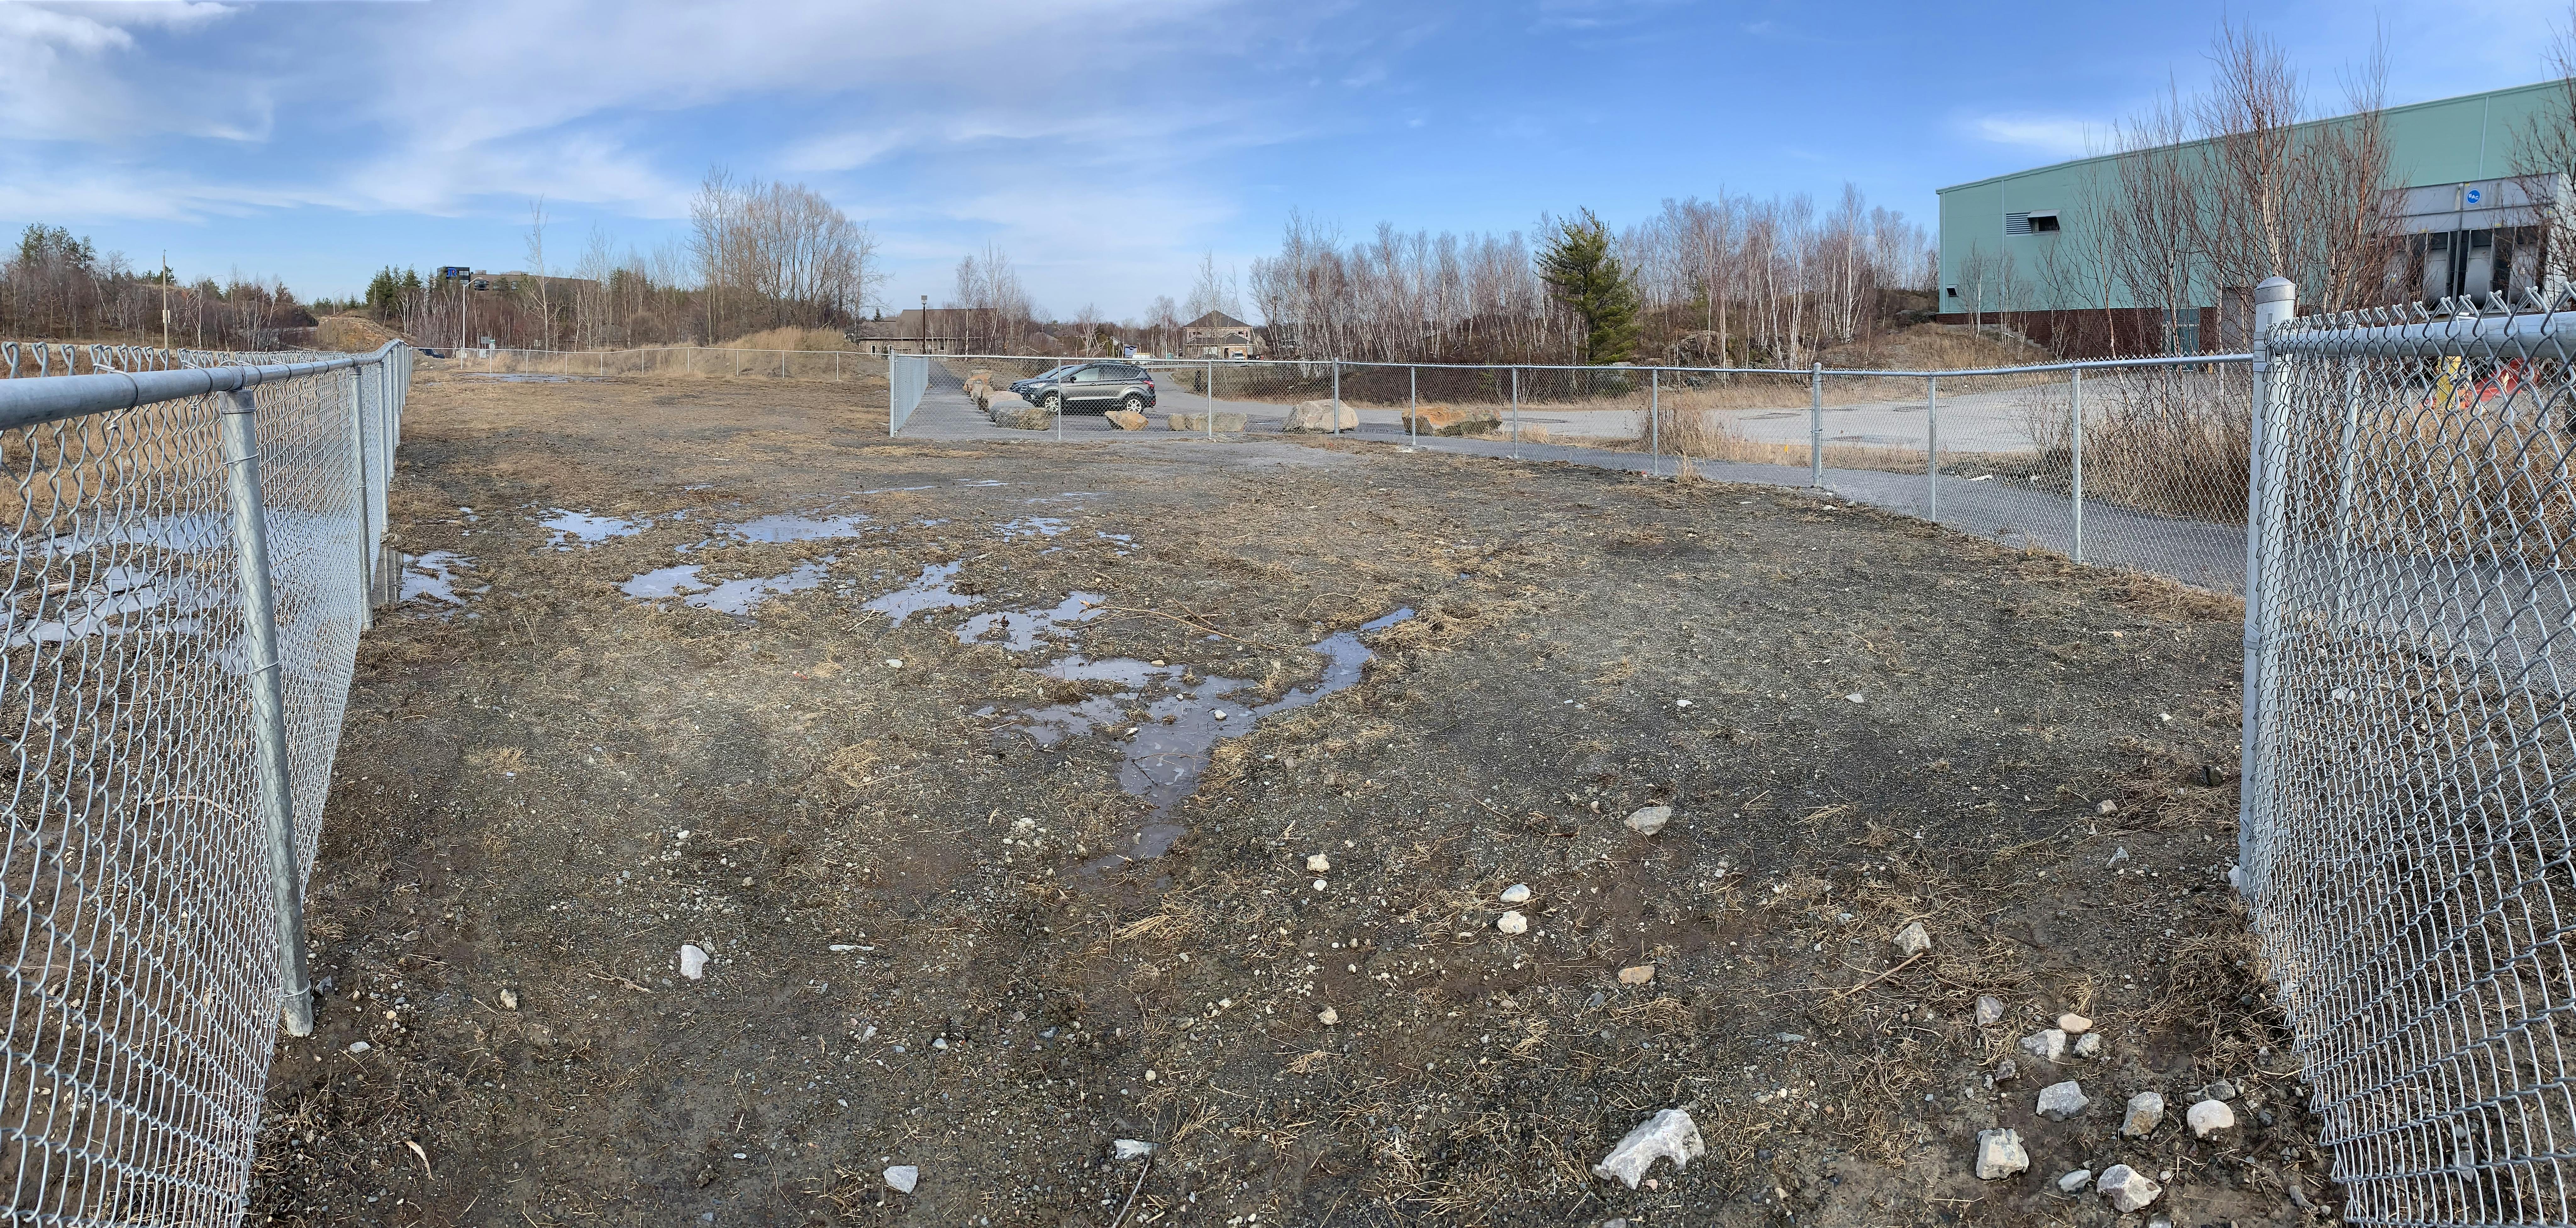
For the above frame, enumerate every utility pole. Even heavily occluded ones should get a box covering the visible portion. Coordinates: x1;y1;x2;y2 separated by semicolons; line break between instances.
919;294;929;354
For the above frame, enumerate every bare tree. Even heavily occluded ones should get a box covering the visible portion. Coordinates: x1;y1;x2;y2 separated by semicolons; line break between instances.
2515;6;2576;295
524;197;554;349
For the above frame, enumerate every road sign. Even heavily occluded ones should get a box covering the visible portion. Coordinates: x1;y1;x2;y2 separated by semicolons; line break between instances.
439;265;470;280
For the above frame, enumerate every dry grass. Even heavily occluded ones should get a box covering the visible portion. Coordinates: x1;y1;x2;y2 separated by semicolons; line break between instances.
715;326;858;352
1634;407;1924;474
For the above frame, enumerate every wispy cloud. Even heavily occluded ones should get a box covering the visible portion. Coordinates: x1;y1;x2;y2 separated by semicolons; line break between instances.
1966;113;2111;159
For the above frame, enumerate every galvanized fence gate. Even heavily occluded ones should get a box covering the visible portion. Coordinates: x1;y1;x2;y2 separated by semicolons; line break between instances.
0;341;410;1224
2241;284;2576;1225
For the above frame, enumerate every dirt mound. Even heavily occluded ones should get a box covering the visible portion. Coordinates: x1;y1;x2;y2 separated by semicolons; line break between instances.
716;326;858;352
317;314;406;353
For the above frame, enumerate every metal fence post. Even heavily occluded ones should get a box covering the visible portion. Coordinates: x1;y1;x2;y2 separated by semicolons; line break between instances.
2070;368;2085;564
1510;367;1521;460
218;388;315;1038
1926;375;1940;520
1410;366;1420;449
1207;358;1216;441
1649;368;1661;476
1331;361;1342;436
2235;275;2296;902
1808;361;1824;487
350;366;376;630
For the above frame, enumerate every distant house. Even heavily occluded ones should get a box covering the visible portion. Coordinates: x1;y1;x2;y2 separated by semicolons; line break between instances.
847;308;975;355
1182;311;1255;359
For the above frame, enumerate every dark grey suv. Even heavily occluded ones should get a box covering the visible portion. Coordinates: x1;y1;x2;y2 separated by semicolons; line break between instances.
1022;362;1156;414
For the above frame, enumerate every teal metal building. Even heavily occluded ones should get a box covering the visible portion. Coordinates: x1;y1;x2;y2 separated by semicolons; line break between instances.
1935;80;2568;355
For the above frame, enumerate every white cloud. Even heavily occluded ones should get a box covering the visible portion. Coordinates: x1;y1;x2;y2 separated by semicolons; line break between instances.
1968;114;2110;159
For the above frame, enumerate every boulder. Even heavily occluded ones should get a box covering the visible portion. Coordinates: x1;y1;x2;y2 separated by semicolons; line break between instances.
1402;403;1502;436
992;404;1055;431
1105;409;1148;430
1283;399;1359;432
1166;412;1248;433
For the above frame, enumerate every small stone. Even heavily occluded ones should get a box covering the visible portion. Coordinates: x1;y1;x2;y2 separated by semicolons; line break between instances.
1845;692;1865;703
883;1164;918;1194
2096;799;2117;815
1113;1139;1159;1161
2073;1032;2104;1059
679;944;708;980
1591;1109;1702;1188
498;988;519;1011
2036;1080;2090;1120
885;659;902;668
2201;1078;2240;1101
1306;853;1331;873
347;1040;371;1055
1994;1058;2019;1083
2188;1098;2236;1139
1618;964;1655;986
2058;1168;2094;1193
2057;1012;2093;1034
1972;1127;2029;1180
1499;883;1533;905
2122;1091;2165;1136
1317;1007;1339;1026
1496;911;1529;935
2019;1028;2067;1062
1892;921;1931;957
1974;995;2005;1026
2096;1164;2162;1212
1624;805;1672;835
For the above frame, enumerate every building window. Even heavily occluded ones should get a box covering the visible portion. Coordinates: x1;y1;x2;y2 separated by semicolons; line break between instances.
2007;211;2060;235
2029;213;2061;233
2005;212;2031;235
1945;286;1958;299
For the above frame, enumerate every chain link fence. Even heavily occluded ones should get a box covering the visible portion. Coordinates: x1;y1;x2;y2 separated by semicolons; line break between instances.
0;341;410;1224
449;343;879;382
2242;295;2576;1226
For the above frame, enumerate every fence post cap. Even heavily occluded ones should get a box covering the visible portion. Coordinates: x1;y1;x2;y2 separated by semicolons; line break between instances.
2255;276;2297;303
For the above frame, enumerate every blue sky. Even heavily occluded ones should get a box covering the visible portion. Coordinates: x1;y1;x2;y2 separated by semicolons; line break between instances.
1;0;2561;319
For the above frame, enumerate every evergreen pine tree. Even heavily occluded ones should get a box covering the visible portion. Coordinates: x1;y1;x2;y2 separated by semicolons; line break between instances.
1536;208;1641;364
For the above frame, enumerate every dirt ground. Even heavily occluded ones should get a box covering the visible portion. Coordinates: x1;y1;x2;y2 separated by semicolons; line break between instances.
248;364;2335;1226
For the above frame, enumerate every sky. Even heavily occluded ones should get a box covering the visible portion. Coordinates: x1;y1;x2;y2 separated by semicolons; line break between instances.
1;0;2565;321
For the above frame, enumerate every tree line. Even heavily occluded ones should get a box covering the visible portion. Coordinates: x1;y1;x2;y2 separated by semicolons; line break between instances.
2;224;315;349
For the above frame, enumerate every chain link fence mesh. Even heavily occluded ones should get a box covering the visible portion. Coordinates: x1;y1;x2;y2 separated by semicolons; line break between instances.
2246;305;2576;1226
0;342;408;1224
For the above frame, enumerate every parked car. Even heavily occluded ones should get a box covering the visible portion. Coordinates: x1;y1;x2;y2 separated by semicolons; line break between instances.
1008;365;1078;401
1019;362;1157;414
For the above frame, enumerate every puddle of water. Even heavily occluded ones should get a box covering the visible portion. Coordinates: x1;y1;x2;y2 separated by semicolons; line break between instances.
404;551;483;606
3;564;223;649
724;510;870;543
956;591;1108;651
860;561;980;625
983;607;1419;875
540;509;648;548
620;559;836;615
997;516;1070;541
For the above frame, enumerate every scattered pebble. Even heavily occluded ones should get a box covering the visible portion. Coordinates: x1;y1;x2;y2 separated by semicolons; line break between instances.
883;1164;918;1194
1591;1109;1702;1188
1972;1128;2028;1180
1305;853;1331;873
1496;911;1529;936
1499;883;1533;905
2057;1012;2093;1034
884;659;902;668
2122;1091;2166;1137
2097;1164;2162;1212
347;1041;371;1055
1317;1007;1339;1026
2096;799;2117;815
1993;1058;2019;1083
2058;1168;2094;1193
498;988;519;1011
1892;921;1931;957
1974;995;2005;1026
1623;805;1672;835
1844;693;1865;703
2036;1080;2090;1120
2202;1079;2241;1101
679;944;708;980
2188;1098;2236;1139
2019;1028;2067;1063
1113;1139;1159;1161
2073;1032;2104;1059
1618;964;1655;986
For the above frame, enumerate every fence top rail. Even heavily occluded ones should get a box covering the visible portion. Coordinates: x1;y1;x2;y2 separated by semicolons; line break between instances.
2270;307;2576;357
925;351;2251;379
0;341;406;433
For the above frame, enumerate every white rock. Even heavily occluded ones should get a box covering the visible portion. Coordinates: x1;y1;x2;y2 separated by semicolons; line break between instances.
2122;1091;2165;1136
2096;1164;2161;1212
1113;1139;1159;1161
1306;853;1331;873
2036;1080;2090;1120
2188;1098;2236;1139
679;944;708;980
1974;995;2006;1026
1972;1128;2028;1180
1317;1007;1339;1026
347;1040;371;1055
2058;1168;2094;1193
2096;799;2117;815
884;1164;919;1193
2057;1012;2093;1034
1590;1109;1703;1188
1624;805;1672;835
1496;911;1529;935
2073;1032;2104;1059
498;988;519;1011
1892;921;1931;957
1499;883;1533;905
2019;1028;2068;1062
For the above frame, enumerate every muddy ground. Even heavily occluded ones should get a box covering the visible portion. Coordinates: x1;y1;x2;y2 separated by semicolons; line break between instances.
248;365;2334;1226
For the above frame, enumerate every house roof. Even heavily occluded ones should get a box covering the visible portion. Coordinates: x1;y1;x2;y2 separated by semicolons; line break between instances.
1185;311;1250;329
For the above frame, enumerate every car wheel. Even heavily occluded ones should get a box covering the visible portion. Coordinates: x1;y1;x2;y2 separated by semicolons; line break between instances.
1120;394;1146;413
1041;393;1061;411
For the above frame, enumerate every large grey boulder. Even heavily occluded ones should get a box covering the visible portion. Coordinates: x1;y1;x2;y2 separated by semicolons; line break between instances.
1283;399;1358;432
